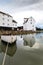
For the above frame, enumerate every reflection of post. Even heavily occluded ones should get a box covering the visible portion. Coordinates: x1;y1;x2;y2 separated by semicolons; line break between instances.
2;43;8;65
16;35;24;47
21;35;22;38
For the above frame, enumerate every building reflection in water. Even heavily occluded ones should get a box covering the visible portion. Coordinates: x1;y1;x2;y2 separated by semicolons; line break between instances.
23;34;35;47
16;34;43;49
16;34;35;48
0;41;17;56
23;33;43;49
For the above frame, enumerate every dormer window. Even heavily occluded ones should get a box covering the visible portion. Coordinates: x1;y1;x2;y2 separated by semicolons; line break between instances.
24;18;28;22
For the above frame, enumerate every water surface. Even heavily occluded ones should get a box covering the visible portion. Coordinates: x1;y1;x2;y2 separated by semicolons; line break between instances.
0;33;43;65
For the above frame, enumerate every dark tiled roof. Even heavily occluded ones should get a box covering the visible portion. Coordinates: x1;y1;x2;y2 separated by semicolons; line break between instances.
23;18;29;24
0;11;12;17
23;17;35;24
12;20;17;23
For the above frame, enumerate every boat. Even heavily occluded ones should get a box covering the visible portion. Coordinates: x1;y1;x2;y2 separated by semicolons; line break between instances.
0;11;17;44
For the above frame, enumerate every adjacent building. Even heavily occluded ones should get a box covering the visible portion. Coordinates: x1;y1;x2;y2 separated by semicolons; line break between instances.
0;11;17;30
23;17;36;31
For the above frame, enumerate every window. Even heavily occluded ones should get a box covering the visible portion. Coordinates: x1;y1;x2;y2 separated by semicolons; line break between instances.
3;23;5;25
8;24;9;25
3;18;4;20
8;19;9;21
8;15;9;17
30;22;32;24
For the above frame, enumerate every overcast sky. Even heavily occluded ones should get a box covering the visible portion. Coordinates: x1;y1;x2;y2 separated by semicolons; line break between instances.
0;0;43;27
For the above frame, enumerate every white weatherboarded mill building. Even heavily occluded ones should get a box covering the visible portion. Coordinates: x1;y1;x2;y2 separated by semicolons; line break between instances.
23;17;36;31
0;11;17;44
0;11;17;30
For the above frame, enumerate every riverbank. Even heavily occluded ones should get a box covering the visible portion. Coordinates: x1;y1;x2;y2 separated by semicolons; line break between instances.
0;30;43;35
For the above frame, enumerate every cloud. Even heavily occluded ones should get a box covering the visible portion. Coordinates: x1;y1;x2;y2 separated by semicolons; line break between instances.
16;1;43;12
10;0;39;6
10;0;43;6
0;0;43;27
28;2;43;10
0;0;43;14
0;0;11;5
0;0;43;17
0;0;43;7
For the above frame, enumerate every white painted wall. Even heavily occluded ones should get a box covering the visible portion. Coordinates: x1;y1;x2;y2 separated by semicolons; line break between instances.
23;17;36;31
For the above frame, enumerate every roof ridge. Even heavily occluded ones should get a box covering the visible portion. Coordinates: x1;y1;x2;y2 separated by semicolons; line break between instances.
0;11;12;17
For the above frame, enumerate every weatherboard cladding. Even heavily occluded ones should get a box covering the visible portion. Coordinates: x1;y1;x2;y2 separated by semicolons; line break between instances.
0;11;17;23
